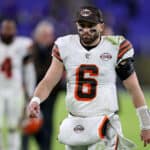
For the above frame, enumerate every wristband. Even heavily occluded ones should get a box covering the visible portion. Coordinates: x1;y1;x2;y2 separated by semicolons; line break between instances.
136;105;150;130
30;96;41;105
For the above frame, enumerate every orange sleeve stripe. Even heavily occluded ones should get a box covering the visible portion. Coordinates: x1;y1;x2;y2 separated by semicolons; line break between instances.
119;43;132;52
119;40;130;49
118;44;132;58
53;51;63;62
98;116;109;139
52;46;63;62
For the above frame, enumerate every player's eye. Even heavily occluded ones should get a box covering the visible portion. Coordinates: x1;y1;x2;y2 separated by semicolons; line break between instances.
89;29;97;33
78;28;84;32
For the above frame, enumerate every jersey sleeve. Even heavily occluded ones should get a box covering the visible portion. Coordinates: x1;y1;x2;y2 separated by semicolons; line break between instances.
52;35;75;64
52;44;63;62
117;36;134;64
52;36;69;63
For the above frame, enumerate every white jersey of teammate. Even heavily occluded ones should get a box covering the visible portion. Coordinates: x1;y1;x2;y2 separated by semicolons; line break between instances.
0;36;33;150
0;36;32;91
53;34;134;117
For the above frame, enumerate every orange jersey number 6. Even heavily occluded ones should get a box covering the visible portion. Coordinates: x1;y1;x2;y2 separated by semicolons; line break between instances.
75;64;99;101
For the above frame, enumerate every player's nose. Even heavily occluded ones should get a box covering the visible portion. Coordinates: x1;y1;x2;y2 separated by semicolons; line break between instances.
82;27;90;33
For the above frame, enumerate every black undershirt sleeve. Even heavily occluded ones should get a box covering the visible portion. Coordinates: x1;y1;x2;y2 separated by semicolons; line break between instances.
115;57;135;81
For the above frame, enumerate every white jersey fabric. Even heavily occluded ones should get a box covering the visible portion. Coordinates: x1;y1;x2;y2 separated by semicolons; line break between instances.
53;34;134;117
0;36;32;91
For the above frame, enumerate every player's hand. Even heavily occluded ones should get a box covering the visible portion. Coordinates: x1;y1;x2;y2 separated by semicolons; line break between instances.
27;101;40;118
141;129;150;147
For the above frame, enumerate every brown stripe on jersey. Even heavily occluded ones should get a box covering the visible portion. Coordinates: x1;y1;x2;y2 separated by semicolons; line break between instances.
115;135;119;150
118;40;133;59
119;40;130;50
52;44;63;62
98;116;109;139
118;45;132;59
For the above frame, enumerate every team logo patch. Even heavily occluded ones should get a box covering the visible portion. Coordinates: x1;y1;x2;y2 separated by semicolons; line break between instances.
73;125;84;133
100;53;112;61
80;9;92;17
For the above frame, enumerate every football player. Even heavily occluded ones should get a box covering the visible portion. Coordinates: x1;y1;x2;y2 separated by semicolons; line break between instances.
0;19;36;150
27;6;150;150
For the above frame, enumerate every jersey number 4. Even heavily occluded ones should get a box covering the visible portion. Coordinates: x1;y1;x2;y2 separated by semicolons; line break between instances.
1;57;12;78
75;64;99;101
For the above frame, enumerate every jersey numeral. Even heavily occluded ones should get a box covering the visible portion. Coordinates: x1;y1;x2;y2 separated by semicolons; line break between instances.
1;57;12;78
75;64;99;101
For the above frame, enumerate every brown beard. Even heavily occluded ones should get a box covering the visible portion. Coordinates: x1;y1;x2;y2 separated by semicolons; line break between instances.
0;34;14;45
79;31;100;45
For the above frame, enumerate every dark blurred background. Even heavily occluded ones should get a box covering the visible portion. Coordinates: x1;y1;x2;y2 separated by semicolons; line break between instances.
0;0;149;86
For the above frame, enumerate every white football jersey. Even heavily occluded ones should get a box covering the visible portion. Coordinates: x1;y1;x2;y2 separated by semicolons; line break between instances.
0;36;32;90
53;35;134;117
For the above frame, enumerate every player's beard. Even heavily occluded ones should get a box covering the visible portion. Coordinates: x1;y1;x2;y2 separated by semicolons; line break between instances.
79;31;100;45
0;34;14;45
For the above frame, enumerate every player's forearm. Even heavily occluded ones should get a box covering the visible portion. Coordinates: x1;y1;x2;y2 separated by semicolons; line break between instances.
33;78;53;102
123;72;146;108
33;72;63;103
123;72;150;130
32;58;64;103
127;86;146;108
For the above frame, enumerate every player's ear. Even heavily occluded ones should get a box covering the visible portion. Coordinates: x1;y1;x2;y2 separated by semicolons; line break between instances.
98;23;104;33
76;22;79;26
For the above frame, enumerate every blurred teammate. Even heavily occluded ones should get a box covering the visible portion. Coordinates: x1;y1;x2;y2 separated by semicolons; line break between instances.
27;6;150;149
0;19;35;150
22;21;65;150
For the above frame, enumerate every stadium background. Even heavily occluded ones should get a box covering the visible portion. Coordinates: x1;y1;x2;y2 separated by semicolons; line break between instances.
0;0;150;150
